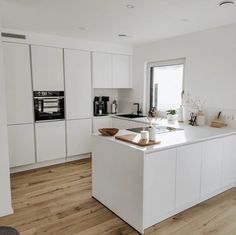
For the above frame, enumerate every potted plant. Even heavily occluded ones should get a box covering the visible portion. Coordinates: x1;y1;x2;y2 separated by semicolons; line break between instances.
166;109;177;121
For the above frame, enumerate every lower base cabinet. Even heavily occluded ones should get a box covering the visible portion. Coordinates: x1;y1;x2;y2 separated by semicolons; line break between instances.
8;124;35;167
176;143;202;209
112;118;148;130
35;121;66;162
66;119;92;157
222;135;236;186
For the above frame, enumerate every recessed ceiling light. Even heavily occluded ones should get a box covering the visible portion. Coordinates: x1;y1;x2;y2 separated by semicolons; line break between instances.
78;26;86;30
118;34;127;37
182;18;190;22
126;4;135;9
219;0;235;6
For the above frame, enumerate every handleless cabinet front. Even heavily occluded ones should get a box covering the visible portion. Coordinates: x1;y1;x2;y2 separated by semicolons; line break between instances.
31;45;64;91
64;49;91;119
8;124;35;167
3;42;33;125
35;121;66;162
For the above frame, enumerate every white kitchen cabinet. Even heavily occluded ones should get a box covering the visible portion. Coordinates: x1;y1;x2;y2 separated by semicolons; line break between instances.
35;121;66;162
201;139;223;197
8;124;35;167
93;117;111;133
92;52;112;88
3;42;33;125
64;49;92;119
222;135;236;186
31;45;64;91
112;54;131;88
112;118;147;130
176;143;202;209
66;119;92;157
144;149;176;228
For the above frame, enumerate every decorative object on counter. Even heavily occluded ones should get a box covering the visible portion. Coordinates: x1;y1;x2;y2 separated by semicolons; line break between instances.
189;112;197;126
115;134;160;147
140;130;149;140
99;128;119;136
111;100;118;114
182;92;206;124
196;111;206;126
177;105;184;122
166;109;177;121
211;111;227;128
148;107;157;118
148;126;156;141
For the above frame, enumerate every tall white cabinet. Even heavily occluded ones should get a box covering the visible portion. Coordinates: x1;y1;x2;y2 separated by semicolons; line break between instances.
31;45;64;91
3;42;36;168
3;42;33;125
64;49;92;157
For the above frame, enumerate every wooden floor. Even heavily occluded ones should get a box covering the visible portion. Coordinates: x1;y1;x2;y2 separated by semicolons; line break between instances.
1;159;236;235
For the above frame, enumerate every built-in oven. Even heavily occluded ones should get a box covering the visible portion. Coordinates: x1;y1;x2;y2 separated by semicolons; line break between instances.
34;91;65;122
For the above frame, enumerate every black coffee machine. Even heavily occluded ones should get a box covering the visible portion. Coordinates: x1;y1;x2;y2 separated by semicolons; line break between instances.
94;96;109;116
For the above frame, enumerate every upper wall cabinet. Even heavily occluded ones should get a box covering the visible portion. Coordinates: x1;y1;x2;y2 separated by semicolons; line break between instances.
112;54;132;88
92;52;132;89
64;49;92;119
3;42;33;125
31;45;64;91
92;52;112;88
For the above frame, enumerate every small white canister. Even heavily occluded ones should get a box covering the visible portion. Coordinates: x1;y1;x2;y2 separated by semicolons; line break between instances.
149;126;156;141
141;131;149;140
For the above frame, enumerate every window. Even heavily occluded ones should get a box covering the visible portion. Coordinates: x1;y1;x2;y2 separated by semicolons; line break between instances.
149;58;185;111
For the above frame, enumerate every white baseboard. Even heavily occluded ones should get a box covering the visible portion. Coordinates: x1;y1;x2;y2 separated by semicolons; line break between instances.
10;153;91;173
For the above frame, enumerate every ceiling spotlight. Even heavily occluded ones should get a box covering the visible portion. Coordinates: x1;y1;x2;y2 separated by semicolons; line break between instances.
118;34;128;37
78;26;86;30
126;4;135;9
182;18;189;22
219;0;235;6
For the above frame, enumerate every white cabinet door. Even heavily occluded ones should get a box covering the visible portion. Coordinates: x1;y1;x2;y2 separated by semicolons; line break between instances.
35;121;66;162
112;118;147;130
8;124;35;167
201;139;223;197
222;135;236;186
3;43;33;125
93;117;111;133
31;45;64;91
144;149;176;228
92;52;112;88
66;119;92;157
64;49;91;119
176;143;202;209
112;55;131;88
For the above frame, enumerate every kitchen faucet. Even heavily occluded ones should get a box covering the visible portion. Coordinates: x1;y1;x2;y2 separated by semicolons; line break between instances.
133;103;142;116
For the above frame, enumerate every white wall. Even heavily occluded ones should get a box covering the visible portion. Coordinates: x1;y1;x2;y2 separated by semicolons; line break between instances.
119;23;236;114
0;27;13;217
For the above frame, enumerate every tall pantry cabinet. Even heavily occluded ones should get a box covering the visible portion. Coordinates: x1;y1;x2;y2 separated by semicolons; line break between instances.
3;42;35;167
64;49;92;157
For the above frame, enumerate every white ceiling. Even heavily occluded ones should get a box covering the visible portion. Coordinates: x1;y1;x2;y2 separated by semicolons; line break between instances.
1;0;236;45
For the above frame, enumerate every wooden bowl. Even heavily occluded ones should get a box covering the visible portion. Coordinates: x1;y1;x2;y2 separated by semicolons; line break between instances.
99;128;119;136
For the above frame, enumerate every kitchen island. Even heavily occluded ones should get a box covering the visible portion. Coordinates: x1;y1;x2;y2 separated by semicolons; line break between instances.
92;122;236;234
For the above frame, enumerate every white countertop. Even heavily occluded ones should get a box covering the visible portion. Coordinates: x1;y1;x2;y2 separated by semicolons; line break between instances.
94;117;236;153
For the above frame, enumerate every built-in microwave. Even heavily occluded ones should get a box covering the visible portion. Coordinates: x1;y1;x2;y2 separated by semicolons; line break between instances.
34;91;65;122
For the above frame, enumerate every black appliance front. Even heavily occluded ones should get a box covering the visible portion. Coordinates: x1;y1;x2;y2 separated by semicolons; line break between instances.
34;91;65;122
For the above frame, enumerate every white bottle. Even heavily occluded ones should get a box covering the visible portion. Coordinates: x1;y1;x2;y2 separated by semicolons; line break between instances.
177;105;184;122
149;126;156;141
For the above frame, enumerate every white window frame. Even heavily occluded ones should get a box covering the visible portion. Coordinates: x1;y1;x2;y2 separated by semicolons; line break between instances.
145;58;186;113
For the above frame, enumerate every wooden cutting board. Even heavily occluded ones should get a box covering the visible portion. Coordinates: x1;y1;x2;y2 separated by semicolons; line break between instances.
115;134;161;147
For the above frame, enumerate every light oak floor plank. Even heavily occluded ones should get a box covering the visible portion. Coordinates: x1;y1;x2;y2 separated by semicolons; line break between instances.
1;158;236;235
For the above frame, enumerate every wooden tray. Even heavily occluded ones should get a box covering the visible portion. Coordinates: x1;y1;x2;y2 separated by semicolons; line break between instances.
115;134;160;147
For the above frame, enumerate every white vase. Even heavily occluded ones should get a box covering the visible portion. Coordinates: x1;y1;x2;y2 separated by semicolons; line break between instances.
148;126;156;141
197;114;206;126
167;114;176;121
